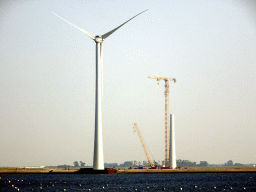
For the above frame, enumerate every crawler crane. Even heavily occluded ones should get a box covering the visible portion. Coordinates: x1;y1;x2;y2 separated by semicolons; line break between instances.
148;76;176;167
134;123;156;168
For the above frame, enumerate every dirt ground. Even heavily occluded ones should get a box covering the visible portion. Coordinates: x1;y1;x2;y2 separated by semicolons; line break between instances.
0;167;255;174
116;167;256;174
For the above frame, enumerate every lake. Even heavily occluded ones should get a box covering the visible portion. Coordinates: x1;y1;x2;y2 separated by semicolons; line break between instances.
0;173;255;191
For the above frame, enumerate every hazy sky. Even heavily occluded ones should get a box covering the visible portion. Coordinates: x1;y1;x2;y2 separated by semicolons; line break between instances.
1;0;256;167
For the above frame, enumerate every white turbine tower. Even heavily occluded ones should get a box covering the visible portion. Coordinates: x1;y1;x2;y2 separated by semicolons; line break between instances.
53;10;148;170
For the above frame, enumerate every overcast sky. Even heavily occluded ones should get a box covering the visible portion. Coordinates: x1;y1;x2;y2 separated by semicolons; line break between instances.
1;0;255;167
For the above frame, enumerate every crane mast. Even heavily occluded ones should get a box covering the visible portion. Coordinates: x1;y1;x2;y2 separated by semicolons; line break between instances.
148;76;176;167
134;123;155;168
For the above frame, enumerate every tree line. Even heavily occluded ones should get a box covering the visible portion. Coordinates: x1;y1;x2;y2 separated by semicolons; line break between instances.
57;161;86;168
73;161;86;167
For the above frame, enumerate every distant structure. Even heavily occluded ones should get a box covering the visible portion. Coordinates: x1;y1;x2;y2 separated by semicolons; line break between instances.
148;76;176;167
169;114;176;168
53;10;148;170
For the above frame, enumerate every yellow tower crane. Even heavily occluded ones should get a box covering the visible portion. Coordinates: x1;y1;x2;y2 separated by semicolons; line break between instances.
148;76;176;167
134;123;156;168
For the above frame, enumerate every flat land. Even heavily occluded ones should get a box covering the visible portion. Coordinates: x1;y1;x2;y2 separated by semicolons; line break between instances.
0;167;256;174
117;167;256;174
0;168;78;174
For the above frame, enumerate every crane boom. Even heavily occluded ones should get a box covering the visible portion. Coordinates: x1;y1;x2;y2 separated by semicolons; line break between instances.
148;76;176;167
148;76;176;82
134;123;155;168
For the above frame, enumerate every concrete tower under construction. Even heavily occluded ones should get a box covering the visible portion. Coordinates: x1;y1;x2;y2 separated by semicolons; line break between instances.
169;114;176;168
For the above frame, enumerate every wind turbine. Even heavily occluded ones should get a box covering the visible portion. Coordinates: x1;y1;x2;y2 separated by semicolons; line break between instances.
53;10;148;170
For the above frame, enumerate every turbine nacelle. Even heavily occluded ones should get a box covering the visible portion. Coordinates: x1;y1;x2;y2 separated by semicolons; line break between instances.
95;36;104;43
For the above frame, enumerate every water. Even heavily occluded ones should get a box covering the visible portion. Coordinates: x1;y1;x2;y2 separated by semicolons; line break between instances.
1;173;255;191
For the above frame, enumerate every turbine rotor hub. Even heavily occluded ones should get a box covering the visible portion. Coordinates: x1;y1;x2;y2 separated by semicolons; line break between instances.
95;36;104;43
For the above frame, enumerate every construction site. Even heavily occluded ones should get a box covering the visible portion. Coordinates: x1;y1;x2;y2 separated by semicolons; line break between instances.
132;76;177;170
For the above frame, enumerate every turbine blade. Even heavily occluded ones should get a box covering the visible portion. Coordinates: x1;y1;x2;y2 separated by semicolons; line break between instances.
52;11;96;40
102;9;148;40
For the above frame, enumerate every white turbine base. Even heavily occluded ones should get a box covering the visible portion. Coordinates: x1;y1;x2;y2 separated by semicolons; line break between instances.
93;42;104;170
169;114;176;168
